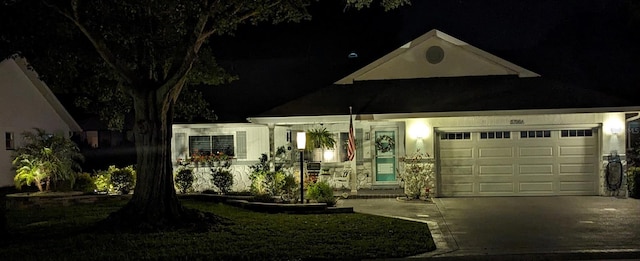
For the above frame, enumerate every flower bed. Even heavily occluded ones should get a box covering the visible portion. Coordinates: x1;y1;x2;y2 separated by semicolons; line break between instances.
5;192;130;210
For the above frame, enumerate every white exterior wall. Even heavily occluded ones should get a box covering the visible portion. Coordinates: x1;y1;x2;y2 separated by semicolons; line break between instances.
0;59;76;188
175;112;629;195
273;126;292;157
172;123;269;163
172;123;269;192
402;112;627;196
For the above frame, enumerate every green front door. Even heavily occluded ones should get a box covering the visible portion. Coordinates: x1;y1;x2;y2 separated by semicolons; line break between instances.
374;130;396;182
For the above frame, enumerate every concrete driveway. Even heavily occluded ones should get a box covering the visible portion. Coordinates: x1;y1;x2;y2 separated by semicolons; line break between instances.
339;196;640;259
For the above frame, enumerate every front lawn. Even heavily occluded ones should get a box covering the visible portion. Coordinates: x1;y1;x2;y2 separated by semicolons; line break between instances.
1;199;435;260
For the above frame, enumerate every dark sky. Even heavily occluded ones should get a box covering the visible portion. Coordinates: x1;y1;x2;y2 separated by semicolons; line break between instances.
202;0;639;122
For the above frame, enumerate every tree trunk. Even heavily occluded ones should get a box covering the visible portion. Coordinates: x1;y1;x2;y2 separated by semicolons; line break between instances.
97;84;228;232
35;178;43;192
101;87;184;231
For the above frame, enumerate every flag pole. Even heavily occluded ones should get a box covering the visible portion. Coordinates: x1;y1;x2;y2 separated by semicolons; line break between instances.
348;106;358;195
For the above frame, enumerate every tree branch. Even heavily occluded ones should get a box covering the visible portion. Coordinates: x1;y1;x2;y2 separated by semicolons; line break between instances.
42;0;140;90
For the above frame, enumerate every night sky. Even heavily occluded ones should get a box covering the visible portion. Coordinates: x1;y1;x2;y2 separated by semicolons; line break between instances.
202;0;639;122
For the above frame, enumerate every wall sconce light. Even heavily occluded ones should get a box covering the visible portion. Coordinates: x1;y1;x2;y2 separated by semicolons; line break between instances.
410;122;429;139
365;132;370;140
610;127;622;135
323;149;335;161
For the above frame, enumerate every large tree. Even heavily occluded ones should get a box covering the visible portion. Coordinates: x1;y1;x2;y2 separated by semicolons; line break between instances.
1;0;409;231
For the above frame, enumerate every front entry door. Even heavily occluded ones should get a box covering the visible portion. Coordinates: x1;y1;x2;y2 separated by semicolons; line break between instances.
374;130;397;182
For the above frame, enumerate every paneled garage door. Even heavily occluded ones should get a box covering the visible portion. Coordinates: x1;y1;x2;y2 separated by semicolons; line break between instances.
439;129;598;196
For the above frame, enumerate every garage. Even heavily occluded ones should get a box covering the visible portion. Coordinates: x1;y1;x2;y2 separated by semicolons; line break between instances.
438;128;599;196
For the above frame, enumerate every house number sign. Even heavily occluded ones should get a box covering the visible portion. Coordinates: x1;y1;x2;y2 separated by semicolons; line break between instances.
510;119;525;125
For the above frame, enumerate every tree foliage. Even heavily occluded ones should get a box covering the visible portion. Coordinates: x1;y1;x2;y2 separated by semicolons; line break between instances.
1;0;410;230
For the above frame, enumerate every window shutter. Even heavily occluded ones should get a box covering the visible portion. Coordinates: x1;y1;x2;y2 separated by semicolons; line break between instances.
236;131;247;159
356;128;363;164
174;133;185;159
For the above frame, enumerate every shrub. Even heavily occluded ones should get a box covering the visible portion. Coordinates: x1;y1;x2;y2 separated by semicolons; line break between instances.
109;165;136;195
175;168;194;194
249;151;297;201
73;172;96;193
398;152;435;199
629;167;640;198
281;174;299;203
93;170;112;193
212;170;233;194
306;181;337;206
208;153;234;194
250;170;286;197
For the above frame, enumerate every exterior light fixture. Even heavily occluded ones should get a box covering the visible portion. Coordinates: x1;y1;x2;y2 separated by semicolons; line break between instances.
297;132;306;150
610;127;622;135
410;122;429;139
323;149;335;162
297;132;306;203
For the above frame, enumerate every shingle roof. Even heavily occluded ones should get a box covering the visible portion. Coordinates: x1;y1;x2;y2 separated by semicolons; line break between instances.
257;75;634;117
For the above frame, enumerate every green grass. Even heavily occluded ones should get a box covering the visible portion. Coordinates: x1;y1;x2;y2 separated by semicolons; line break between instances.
1;199;435;260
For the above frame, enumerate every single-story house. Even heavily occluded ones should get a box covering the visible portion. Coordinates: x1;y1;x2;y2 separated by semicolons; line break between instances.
172;29;639;197
0;55;82;188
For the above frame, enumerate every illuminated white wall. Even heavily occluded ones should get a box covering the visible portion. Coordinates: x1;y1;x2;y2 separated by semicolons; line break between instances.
0;58;78;188
404;112;626;158
406;120;431;154
602;113;626;155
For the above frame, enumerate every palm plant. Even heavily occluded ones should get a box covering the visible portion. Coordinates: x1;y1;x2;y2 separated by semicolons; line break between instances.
13;158;47;191
11;128;84;192
306;128;336;151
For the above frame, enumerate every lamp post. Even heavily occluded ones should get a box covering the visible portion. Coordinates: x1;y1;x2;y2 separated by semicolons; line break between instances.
296;132;306;203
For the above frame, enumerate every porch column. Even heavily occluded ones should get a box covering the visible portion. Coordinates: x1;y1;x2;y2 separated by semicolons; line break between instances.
350;154;358;195
268;124;275;160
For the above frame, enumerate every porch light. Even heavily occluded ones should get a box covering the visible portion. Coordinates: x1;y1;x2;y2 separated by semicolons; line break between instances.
323;149;335;161
410;122;429;139
297;132;306;203
610;127;622;135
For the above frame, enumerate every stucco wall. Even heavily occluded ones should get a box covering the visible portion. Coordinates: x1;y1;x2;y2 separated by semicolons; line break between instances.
0;59;75;188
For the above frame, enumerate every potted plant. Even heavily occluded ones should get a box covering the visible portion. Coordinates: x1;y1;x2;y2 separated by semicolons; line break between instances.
306;128;336;161
306;128;336;151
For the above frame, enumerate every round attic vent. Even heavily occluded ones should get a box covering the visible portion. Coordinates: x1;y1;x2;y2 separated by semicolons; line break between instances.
426;46;444;64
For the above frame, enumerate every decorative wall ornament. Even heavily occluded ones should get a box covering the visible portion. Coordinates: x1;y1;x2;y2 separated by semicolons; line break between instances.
375;135;395;153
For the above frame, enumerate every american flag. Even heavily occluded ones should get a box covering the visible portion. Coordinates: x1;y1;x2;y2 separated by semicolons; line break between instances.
347;107;356;161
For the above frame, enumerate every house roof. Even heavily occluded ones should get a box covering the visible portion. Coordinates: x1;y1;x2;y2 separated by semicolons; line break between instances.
335;29;539;85
254;75;635;120
2;56;82;132
249;29;637;123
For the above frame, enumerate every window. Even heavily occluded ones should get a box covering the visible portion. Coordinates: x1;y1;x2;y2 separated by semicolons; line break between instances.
5;132;14;150
440;132;471;140
480;131;511;139
520;130;551;138
189;135;234;156
561;129;593;137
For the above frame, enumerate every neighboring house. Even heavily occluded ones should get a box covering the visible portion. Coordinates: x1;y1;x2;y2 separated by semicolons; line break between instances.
173;29;639;197
0;56;82;188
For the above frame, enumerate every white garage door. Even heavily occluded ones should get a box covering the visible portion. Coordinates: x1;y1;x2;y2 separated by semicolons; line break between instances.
439;129;598;196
